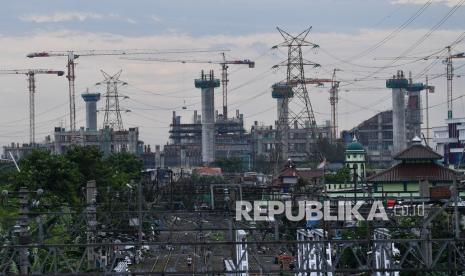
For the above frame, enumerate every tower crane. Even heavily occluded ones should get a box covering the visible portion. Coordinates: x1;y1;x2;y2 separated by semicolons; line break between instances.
26;48;227;139
284;71;340;141
375;46;464;119
0;69;64;144
123;53;255;119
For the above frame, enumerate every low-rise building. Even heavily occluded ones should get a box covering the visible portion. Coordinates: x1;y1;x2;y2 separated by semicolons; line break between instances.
432;117;465;167
367;137;459;197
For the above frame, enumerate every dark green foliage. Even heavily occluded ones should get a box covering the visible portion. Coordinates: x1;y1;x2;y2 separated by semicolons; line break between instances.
213;157;244;173
325;166;351;183
10;146;143;208
316;138;345;162
13;150;82;206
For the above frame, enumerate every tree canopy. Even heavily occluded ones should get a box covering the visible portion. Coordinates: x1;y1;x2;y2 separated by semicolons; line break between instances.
11;146;143;209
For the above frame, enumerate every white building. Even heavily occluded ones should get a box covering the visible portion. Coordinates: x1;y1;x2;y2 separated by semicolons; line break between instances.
432;117;465;167
345;136;367;181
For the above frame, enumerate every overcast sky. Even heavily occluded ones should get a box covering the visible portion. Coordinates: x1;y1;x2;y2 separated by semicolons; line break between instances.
0;0;464;148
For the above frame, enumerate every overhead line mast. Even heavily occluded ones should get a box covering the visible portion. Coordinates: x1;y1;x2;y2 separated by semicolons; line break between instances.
272;26;321;161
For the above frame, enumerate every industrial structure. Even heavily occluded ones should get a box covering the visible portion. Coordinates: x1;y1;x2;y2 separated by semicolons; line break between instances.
386;70;409;155
272;27;321;162
97;70;129;131
163;108;250;168
26;48;226;141
53;88;140;155
195;70;220;164
0;69;64;144
343;70;427;167
81;91;101;131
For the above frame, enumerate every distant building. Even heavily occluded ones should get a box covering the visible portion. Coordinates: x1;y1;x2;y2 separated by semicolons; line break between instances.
249;120;331;165
432;117;465;167
163;110;251;169
343;109;421;168
250;122;276;164
2;139;52;161
53;126;141;156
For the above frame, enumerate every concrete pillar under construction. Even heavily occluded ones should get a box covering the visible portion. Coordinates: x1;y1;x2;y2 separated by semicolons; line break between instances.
272;83;294;160
386;70;408;154
195;70;220;164
81;92;101;131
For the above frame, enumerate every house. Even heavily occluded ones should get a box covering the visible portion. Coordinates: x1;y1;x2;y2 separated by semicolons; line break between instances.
367;137;460;197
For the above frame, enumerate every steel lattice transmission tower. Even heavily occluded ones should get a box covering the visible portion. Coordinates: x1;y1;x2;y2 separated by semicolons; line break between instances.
97;70;129;130
272;27;321;161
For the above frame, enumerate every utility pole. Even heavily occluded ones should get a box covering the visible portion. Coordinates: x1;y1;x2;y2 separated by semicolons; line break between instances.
85;180;97;269
137;180;143;246
426;75;430;145
446;46;453;119
444;46;465;119
18;187;29;275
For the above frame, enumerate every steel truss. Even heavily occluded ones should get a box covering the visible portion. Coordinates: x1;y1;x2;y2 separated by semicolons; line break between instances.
1;238;465;275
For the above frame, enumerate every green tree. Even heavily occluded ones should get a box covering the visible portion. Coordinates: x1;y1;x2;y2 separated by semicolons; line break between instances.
104;151;143;189
213;157;244;173
325;166;351;183
316;138;345;162
13;150;82;206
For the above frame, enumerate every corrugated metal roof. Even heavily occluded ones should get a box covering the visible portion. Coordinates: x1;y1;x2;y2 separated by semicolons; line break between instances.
394;144;442;160
367;162;458;182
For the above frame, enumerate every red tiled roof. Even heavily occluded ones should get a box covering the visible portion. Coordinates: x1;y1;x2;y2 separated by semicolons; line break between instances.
279;167;298;177
367;162;458;182
394;144;442;161
192;167;222;175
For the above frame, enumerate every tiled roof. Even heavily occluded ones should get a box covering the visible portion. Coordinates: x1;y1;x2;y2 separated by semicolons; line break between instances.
279;167;298;177
297;168;324;179
192;167;222;175
394;144;442;160
367;162;458;182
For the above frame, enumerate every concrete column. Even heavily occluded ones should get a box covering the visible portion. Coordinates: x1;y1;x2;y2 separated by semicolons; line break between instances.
81;93;101;131
272;83;293;161
386;71;408;154
195;70;220;164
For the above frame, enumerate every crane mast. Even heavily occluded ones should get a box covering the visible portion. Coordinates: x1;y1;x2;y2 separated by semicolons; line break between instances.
445;46;465;119
0;69;64;144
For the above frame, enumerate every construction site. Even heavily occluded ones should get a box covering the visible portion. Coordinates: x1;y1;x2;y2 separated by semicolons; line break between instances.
0;0;465;275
